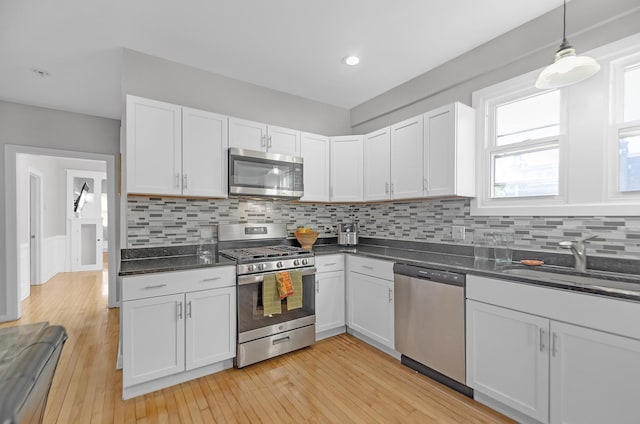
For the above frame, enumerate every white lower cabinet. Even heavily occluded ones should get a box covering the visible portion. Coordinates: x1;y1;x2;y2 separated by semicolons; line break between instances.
121;267;236;399
315;270;345;334
466;275;640;424
346;256;395;350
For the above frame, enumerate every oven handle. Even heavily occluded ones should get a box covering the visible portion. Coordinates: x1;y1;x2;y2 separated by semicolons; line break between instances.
237;267;317;286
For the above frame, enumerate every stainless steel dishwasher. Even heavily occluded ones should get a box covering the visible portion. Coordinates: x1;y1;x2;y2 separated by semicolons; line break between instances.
394;263;471;396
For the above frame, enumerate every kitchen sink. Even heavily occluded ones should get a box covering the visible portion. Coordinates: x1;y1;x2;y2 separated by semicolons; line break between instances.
502;265;640;297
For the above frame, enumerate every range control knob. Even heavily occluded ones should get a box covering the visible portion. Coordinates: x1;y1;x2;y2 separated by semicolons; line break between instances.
257;263;265;271
276;261;284;268
293;259;300;266
302;258;308;265
247;264;255;272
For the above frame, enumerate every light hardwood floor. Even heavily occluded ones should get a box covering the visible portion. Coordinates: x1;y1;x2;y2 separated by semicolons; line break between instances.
1;269;514;423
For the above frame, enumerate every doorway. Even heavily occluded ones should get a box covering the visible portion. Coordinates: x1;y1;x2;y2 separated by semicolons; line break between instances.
4;145;118;321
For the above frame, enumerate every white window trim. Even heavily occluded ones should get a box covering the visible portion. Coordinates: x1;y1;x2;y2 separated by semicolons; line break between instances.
472;32;640;217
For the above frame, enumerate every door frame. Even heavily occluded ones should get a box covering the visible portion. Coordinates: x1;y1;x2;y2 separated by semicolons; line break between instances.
4;144;119;321
28;169;43;288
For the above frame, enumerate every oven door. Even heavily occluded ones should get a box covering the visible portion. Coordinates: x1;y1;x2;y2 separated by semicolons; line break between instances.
237;267;316;343
228;148;304;198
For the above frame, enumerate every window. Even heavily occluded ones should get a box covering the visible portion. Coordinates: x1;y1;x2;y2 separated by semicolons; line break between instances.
618;63;640;192
489;90;562;199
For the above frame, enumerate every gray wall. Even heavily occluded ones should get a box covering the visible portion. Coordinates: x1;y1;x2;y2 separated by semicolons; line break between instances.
122;49;352;136
0;101;120;318
351;0;640;133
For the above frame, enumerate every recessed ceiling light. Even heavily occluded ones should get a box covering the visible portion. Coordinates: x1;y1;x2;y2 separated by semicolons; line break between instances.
342;56;360;66
31;68;51;78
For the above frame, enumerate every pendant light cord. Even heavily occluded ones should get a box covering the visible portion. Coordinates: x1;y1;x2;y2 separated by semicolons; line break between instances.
559;0;571;51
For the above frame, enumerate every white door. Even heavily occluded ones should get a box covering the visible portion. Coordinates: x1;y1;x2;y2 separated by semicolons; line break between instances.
70;219;103;271
228;117;267;152
466;300;550;423
182;107;228;198
28;173;41;288
550;321;640;424
424;104;455;196
347;272;394;348
126;95;182;195
300;132;330;201
267;125;300;155
330;136;364;202
391;115;424;199
315;270;345;334
363;127;391;201
122;293;185;387
185;287;236;371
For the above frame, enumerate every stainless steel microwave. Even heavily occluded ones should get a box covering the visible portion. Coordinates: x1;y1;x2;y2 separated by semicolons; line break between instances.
228;148;304;199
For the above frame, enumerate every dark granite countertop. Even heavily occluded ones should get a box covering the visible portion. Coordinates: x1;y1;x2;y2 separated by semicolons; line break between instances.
311;241;640;302
119;244;236;276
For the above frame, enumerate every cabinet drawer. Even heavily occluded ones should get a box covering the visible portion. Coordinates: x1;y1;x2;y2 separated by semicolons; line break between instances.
315;254;345;272
122;266;236;301
348;255;394;281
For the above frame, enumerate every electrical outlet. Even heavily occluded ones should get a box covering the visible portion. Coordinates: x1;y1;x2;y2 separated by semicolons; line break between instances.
324;225;333;234
452;225;465;241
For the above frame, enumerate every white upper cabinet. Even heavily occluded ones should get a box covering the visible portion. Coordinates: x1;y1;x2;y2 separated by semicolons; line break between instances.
364;127;392;201
126;95;228;198
390;115;424;199
330;135;364;202
229;117;300;156
300;132;331;202
182;107;228;198
423;102;475;197
126;95;182;196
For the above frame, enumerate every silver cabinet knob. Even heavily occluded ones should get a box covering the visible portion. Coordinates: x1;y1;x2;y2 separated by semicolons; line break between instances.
293;259;300;266
276;261;284;268
301;258;308;265
258;263;265;270
248;264;255;272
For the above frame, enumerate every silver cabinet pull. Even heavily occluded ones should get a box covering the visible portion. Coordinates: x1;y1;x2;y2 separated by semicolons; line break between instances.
390;183;395;194
272;336;290;345
177;301;183;320
187;301;192;319
174;173;180;189
385;182;389;194
552;332;558;356
143;284;167;290
261;135;266;147
539;328;545;352
201;277;221;282
324;263;337;266
362;265;374;270
316;279;320;293
268;135;272;149
424;178;429;192
388;288;393;303
183;174;188;189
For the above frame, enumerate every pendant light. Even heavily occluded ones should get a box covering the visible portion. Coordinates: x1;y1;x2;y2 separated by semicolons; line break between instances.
535;0;600;89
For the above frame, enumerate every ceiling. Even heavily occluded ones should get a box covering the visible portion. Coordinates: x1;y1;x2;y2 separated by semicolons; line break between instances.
0;0;564;120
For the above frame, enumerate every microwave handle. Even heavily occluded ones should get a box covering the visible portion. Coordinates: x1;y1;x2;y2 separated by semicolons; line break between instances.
238;267;317;286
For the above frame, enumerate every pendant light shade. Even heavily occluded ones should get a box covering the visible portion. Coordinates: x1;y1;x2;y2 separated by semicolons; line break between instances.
535;0;600;89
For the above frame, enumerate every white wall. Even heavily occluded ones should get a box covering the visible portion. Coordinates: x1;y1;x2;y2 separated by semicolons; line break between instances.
122;49;352;136
1;100;120;320
350;0;640;133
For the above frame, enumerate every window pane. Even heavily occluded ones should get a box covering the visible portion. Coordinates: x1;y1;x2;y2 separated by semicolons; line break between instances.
493;147;559;198
496;91;560;146
619;133;640;192
624;65;640;122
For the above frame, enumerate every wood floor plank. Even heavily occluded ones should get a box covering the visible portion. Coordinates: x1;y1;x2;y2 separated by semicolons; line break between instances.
1;268;514;424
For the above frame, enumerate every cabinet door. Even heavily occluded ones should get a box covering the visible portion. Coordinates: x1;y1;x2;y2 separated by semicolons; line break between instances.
300;132;331;202
424;104;455;197
315;270;345;334
363;128;391;201
550;321;640;424
267;125;300;155
228;117;267;151
466;300;549;423
347;272;394;348
70;218;103;272
391;115;424;199
185;287;236;371
330;136;364;202
123;294;185;387
126;95;182;195
182;107;228;198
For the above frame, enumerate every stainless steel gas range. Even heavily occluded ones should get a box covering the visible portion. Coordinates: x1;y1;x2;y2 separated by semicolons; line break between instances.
218;223;316;368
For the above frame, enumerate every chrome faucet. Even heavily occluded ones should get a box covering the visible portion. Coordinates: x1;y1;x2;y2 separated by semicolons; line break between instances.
559;235;598;272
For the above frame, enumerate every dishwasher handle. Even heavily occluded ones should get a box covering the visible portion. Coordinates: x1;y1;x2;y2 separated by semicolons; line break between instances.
393;263;465;287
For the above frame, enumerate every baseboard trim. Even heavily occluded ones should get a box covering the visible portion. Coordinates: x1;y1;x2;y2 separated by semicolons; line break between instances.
346;327;401;360
316;325;346;341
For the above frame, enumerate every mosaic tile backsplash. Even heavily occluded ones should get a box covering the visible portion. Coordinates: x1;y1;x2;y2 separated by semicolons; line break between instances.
127;197;640;259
